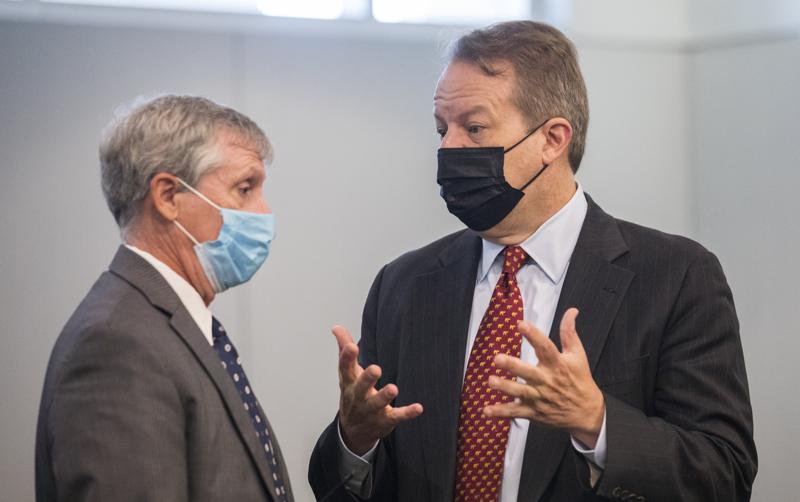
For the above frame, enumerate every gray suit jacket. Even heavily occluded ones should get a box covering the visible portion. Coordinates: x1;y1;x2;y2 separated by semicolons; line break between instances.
309;195;757;501
36;246;293;502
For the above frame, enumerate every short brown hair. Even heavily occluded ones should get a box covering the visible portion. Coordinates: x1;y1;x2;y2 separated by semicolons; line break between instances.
448;21;589;172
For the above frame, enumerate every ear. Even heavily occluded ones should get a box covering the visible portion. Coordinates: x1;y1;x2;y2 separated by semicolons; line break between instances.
148;173;182;222
541;117;573;166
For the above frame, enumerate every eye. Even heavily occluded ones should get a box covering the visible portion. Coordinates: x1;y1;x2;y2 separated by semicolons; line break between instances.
467;124;484;135
238;183;252;196
436;126;447;138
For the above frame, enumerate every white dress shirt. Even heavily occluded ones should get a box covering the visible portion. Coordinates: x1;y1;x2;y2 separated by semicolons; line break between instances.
338;186;607;498
466;186;605;501
125;244;214;345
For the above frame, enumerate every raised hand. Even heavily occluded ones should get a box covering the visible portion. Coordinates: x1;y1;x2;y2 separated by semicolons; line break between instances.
483;308;605;448
332;325;423;455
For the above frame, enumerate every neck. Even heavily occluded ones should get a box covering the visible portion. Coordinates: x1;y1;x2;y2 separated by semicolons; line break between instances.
482;165;576;246
125;219;216;305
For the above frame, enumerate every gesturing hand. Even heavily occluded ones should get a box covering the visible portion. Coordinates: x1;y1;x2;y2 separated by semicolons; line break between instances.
333;325;423;456
483;308;605;448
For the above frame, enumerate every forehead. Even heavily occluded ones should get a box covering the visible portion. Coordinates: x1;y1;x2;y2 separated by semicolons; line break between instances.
433;60;516;117
204;131;265;184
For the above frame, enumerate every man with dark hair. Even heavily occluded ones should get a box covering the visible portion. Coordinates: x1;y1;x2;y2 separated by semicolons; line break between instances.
309;21;757;502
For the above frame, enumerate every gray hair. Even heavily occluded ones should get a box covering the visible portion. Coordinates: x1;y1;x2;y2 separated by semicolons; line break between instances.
99;94;272;230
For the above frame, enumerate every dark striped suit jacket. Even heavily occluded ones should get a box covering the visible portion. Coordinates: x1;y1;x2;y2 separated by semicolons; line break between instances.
309;195;757;501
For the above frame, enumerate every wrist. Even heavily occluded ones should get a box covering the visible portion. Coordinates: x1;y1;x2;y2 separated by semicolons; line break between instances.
572;391;605;449
339;419;376;456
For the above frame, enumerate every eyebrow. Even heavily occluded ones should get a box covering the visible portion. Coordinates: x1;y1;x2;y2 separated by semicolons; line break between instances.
434;104;495;123
237;164;265;184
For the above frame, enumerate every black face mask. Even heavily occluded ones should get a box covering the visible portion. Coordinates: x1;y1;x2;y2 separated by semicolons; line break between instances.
436;121;550;232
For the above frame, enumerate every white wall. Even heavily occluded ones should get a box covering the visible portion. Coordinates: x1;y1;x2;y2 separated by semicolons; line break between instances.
690;37;800;501
0;17;695;501
578;46;691;235
688;0;800;40
571;0;692;43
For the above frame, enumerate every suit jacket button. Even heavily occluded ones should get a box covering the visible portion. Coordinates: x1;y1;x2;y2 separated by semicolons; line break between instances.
611;487;623;498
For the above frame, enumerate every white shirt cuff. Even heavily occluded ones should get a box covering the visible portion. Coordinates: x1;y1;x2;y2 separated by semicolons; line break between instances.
570;407;608;469
336;421;379;497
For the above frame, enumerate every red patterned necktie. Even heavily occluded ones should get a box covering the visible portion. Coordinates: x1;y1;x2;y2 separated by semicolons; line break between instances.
454;245;527;502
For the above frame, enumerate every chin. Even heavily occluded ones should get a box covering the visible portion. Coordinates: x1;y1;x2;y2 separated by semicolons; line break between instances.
476;209;537;245
478;225;522;245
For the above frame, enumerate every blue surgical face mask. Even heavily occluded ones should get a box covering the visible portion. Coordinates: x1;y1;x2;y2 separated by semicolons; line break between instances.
174;179;275;294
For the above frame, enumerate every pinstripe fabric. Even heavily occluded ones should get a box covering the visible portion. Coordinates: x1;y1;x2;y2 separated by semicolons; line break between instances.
309;194;756;502
36;246;292;502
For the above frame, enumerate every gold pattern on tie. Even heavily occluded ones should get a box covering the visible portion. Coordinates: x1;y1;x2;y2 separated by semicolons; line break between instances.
455;246;527;502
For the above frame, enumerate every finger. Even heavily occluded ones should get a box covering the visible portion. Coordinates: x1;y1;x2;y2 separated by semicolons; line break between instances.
559;308;584;354
482;401;533;420
518;320;560;365
387;403;424;423
337;340;361;386
366;383;398;411
487;375;541;400
352;364;381;399
331;325;356;353
493;353;545;384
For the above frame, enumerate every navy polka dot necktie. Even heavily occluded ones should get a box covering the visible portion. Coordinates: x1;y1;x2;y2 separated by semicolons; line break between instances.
212;317;288;501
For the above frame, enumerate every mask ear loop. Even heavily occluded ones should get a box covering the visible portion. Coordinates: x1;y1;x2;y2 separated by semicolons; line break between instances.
502;118;553;192
177;178;223;211
504;128;537;154
173;177;222;245
174;220;201;246
503;117;551;154
518;163;550;192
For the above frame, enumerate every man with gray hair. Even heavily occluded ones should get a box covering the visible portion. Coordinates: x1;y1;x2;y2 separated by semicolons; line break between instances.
35;95;293;502
310;21;756;501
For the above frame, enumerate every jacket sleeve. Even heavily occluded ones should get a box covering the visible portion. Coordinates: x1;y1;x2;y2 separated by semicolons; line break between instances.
46;323;188;502
595;250;758;501
309;266;397;501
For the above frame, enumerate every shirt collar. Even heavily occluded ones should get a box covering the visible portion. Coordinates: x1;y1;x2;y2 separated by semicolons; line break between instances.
478;184;588;285
124;244;214;345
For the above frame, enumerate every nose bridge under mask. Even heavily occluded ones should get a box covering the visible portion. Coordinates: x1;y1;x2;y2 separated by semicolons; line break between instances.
436;147;505;179
435;118;551;232
172;176;275;294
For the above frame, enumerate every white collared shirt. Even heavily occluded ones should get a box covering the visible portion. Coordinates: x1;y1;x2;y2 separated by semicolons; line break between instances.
338;185;607;498
468;185;606;502
125;244;214;345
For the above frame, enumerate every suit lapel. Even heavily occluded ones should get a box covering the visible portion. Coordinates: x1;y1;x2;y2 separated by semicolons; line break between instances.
169;309;282;500
109;246;281;500
409;231;481;501
517;196;634;501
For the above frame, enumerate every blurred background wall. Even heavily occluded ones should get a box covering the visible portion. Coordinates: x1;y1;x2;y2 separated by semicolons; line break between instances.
0;1;797;500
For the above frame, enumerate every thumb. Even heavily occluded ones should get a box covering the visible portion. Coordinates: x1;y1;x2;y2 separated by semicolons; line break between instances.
559;308;583;354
